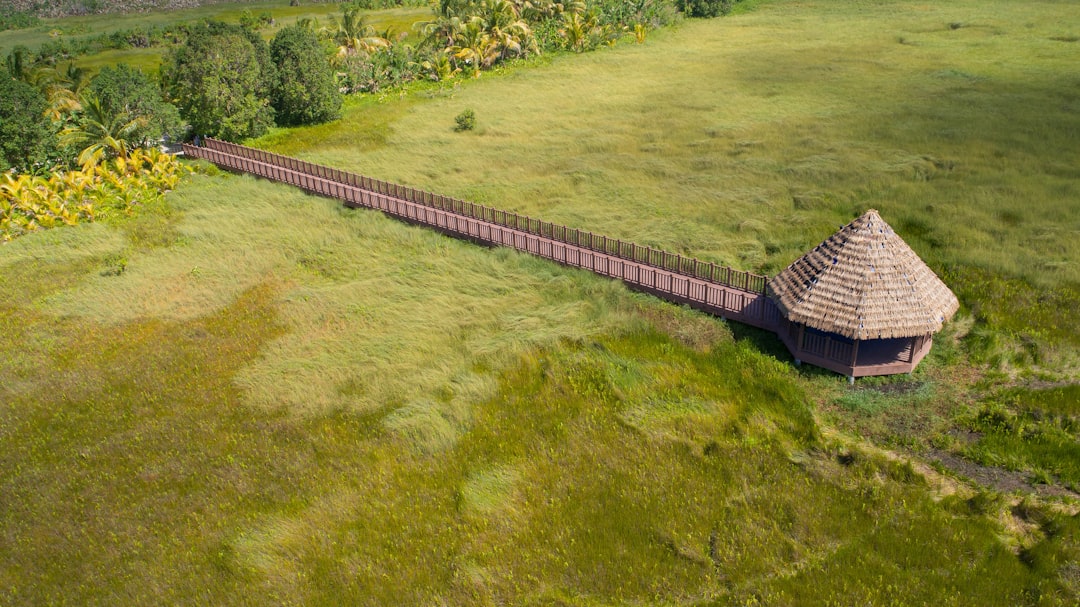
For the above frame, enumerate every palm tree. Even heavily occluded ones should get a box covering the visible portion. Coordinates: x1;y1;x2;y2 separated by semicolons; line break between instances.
60;93;147;169
31;63;91;123
330;6;390;60
420;50;461;81
416;10;466;52
478;0;537;61
559;9;597;52
451;19;497;77
560;11;588;51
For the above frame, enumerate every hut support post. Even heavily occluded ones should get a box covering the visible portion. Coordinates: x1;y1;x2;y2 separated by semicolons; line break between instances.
850;340;860;367
910;336;922;363
793;324;806;367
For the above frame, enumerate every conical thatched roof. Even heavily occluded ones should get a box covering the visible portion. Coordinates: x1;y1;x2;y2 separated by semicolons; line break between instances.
767;209;959;340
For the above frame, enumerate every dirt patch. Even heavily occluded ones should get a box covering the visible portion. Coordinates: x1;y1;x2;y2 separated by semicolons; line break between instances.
946;428;982;445
929;449;1080;500
1009;379;1080;391
864;381;925;396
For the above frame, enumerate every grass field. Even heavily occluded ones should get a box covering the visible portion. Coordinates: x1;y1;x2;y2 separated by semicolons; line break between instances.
1;0;1079;604
254;0;1080;372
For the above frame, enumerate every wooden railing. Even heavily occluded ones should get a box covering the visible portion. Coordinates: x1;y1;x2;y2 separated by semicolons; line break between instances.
800;331;854;365
194;138;769;294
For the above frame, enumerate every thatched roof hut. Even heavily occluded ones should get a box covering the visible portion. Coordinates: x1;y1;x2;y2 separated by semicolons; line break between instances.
768;209;959;341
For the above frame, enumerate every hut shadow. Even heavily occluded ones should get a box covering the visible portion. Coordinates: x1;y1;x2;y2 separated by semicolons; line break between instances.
726;321;788;361
725;321;839;381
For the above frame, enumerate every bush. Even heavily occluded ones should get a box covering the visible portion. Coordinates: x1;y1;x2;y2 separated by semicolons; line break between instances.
270;24;341;126
678;0;735;18
0;11;41;32
0;70;60;173
1;148;188;242
89;64;187;146
454;109;476;132
162;22;275;141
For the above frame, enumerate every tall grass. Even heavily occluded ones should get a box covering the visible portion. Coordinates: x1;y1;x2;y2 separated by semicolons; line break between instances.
2;0;1080;603
0;256;1058;602
33;172;643;421
961;385;1080;490
252;0;1080;372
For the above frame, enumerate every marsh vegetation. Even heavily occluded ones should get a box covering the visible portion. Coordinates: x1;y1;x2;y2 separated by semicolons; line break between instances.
1;0;1078;604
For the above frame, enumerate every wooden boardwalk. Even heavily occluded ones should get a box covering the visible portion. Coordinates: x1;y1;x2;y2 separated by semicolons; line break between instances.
183;139;941;381
183;140;785;333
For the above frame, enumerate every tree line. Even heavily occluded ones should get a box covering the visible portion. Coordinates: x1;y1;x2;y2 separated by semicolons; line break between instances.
1;0;743;173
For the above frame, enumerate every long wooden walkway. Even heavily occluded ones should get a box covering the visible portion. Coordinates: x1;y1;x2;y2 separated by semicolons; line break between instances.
183;139;784;333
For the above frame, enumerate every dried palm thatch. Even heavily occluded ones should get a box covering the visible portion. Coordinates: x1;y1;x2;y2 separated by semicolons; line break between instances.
768;210;959;340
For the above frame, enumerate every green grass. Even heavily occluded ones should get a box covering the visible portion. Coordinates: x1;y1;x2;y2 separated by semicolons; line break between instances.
960;386;1080;490
2;0;1080;603
0;233;1064;602
252;0;1080;373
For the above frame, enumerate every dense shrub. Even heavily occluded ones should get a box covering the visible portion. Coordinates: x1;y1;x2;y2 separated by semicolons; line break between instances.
270;24;341;126
590;0;679;28
677;0;735;18
0;10;40;32
336;44;425;94
161;22;275;141
3;46;34;81
454;108;476;131
0;70;60;173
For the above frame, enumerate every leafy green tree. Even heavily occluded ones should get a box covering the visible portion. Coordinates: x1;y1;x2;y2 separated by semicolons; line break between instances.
270;24;341;126
161;22;275;141
0;69;59;172
678;0;734;18
88;63;186;146
3;46;33;82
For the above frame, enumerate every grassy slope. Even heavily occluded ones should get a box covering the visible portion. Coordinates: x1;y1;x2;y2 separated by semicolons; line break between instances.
1;0;1079;604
